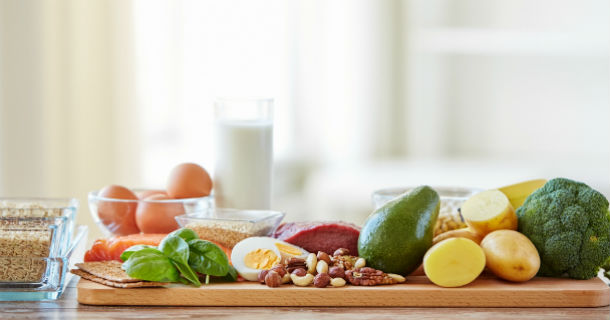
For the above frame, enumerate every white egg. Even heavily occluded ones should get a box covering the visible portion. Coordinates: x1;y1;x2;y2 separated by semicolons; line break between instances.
274;239;310;261
231;237;309;281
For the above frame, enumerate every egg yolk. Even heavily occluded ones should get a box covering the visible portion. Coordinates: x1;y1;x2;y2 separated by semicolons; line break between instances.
275;243;302;257
244;249;280;270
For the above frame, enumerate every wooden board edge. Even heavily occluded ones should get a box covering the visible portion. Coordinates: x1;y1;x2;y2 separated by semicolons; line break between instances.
76;278;610;308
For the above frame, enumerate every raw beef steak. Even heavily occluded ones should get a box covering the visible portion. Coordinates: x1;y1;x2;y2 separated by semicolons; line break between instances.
273;221;361;255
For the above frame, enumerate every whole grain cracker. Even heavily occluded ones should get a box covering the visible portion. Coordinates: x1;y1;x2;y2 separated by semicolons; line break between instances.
71;269;168;288
75;261;140;283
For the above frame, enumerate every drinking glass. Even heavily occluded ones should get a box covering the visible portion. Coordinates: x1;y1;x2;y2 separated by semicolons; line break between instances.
214;98;273;210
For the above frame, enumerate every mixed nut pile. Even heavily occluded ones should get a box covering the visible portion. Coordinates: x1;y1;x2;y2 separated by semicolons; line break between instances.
258;248;406;288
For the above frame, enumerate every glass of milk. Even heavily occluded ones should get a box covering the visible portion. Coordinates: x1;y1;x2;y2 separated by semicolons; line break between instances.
214;98;273;210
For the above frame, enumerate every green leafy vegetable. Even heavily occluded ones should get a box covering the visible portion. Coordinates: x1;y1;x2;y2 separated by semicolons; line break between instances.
517;178;610;279
120;228;234;286
188;239;230;277
159;235;201;286
120;245;157;262
159;235;190;265
121;248;180;282
207;266;239;284
223;265;238;282
168;228;198;242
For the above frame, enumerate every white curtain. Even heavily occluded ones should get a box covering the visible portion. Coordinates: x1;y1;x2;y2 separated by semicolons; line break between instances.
0;0;138;237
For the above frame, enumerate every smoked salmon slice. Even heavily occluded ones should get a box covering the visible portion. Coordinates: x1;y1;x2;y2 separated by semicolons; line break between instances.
84;233;233;263
84;234;167;262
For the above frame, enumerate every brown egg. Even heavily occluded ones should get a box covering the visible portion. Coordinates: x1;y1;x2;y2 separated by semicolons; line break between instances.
97;185;140;235
166;163;213;199
137;189;167;200
135;194;185;233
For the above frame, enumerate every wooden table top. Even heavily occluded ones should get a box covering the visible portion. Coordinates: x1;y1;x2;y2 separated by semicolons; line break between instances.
1;278;609;319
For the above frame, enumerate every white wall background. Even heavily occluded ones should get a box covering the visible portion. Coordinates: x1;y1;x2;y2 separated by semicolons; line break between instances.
0;0;608;238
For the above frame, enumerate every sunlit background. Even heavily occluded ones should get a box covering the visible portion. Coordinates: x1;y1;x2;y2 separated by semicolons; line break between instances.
0;0;608;239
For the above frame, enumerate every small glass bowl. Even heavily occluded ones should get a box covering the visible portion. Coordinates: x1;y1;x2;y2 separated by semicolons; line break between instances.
0;224;63;263
372;186;481;217
0;225;88;301
175;208;285;248
88;190;213;237
0;198;78;256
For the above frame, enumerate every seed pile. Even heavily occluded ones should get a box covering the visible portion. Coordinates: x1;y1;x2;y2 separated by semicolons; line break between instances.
0;201;63;282
186;221;270;248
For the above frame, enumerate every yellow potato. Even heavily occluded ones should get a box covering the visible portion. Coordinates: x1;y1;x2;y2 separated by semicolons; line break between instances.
432;227;483;245
461;189;517;236
480;230;540;282
423;238;486;288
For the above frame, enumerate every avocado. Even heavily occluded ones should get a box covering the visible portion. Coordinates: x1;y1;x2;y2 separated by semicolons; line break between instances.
358;186;440;275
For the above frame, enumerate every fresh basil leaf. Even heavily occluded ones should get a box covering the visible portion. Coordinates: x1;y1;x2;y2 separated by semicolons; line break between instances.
178;277;190;285
120;245;157;262
208;266;238;283
173;260;201;286
122;248;179;282
223;265;238;282
168;228;198;242
188;239;230;277
159;235;201;286
159;235;190;264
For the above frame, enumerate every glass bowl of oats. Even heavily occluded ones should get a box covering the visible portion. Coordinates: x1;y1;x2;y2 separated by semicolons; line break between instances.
175;209;285;249
0;198;78;257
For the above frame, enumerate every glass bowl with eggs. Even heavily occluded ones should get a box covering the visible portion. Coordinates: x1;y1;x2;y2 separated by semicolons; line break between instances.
88;163;214;236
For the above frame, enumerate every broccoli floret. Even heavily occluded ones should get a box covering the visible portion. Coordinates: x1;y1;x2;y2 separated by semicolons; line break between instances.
517;178;610;280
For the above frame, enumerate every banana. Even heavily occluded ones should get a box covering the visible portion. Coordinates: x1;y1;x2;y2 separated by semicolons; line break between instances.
498;179;547;210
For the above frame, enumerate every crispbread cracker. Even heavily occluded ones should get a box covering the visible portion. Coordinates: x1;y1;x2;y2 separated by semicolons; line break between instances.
71;269;168;288
75;261;140;283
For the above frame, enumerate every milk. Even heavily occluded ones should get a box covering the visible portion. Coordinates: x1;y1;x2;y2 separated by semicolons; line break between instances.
214;120;273;210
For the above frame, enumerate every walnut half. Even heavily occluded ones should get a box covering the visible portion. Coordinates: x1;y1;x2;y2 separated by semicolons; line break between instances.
330;255;358;270
345;267;397;286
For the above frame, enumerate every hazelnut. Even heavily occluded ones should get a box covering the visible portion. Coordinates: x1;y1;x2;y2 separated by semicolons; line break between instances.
265;270;281;288
333;248;350;256
258;270;269;284
317;251;331;265
314;273;331;288
291;268;307;277
270;264;287;277
328;266;345;279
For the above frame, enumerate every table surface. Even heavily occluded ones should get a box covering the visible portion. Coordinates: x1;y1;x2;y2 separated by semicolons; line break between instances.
1;278;609;320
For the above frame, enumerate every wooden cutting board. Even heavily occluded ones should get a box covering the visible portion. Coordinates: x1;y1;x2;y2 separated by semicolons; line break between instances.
76;275;610;307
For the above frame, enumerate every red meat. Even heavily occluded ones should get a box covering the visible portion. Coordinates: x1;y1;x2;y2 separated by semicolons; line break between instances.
273;221;361;255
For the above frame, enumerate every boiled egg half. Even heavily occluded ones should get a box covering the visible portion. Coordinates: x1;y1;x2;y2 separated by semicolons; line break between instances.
231;237;309;281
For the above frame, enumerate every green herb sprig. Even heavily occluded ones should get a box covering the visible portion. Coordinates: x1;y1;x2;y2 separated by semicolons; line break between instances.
120;228;234;286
